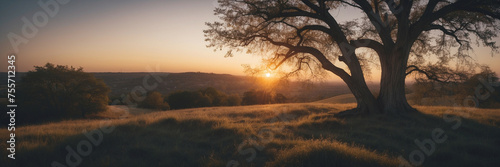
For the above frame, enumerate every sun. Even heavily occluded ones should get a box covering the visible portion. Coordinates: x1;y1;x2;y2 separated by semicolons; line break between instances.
265;73;271;78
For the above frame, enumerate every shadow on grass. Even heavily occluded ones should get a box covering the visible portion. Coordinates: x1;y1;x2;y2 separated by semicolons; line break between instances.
2;105;500;167
3;118;244;167
292;110;500;166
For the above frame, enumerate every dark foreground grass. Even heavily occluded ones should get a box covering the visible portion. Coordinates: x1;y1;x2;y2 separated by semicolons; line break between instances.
1;103;499;167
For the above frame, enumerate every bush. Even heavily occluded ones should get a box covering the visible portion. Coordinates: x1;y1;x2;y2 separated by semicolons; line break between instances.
138;91;170;110
274;93;288;103
167;91;211;109
17;63;110;123
167;87;241;109
226;94;242;106
242;90;287;105
411;67;500;108
200;87;227;106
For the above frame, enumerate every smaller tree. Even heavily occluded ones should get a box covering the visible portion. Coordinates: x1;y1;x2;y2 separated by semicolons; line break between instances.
167;87;241;109
18;63;110;123
274;93;288;104
167;91;211;109
461;68;500;108
226;94;242;106
138;91;169;110
242;90;260;105
242;90;287;105
200;87;228;106
410;66;500;108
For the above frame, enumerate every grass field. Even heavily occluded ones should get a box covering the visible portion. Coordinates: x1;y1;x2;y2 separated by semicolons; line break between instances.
314;94;357;104
1;102;500;167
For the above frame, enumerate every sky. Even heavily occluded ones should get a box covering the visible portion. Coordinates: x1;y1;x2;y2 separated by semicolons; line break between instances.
1;0;499;81
0;0;261;75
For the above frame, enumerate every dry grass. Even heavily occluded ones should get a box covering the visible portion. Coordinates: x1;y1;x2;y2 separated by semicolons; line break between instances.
1;103;499;166
314;94;357;104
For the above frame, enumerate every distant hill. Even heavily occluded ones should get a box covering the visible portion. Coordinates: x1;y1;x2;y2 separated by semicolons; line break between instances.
92;72;358;102
92;72;251;98
0;72;361;102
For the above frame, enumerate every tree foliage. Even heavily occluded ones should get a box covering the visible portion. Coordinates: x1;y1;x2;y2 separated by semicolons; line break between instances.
18;63;109;123
411;67;500;108
242;90;287;105
205;0;500;114
167;91;210;109
167;87;241;109
138;91;170;110
227;94;243;106
200;87;228;106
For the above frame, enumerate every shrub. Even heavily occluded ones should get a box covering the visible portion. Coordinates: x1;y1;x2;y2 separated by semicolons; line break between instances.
411;67;500;108
242;90;287;105
226;94;242;106
17;63;109;123
275;93;288;103
200;87;228;106
138;91;170;110
167;91;211;109
167;87;241;109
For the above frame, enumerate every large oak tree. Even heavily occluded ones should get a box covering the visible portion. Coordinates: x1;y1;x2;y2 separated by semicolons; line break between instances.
204;0;500;114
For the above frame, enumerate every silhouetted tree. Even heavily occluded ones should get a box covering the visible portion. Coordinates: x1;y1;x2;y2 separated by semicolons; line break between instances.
167;91;211;109
205;0;500;114
227;94;242;106
200;87;228;106
411;67;500;108
242;90;258;105
242;90;286;105
274;93;288;103
168;87;242;109
18;63;109;123
138;91;170;110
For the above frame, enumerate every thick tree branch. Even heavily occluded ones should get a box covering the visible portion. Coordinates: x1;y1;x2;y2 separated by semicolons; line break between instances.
257;34;352;80
394;0;413;47
409;0;493;44
300;0;350;44
351;39;386;56
297;25;336;41
337;0;363;10
420;0;441;19
353;0;395;46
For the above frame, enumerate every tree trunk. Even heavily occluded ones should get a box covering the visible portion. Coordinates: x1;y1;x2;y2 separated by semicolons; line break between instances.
351;81;381;114
335;47;417;116
378;48;417;114
337;77;382;116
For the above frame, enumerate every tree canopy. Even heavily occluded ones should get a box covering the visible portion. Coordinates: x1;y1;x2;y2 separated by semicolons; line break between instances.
18;63;109;123
138;91;170;110
166;87;242;109
205;0;500;114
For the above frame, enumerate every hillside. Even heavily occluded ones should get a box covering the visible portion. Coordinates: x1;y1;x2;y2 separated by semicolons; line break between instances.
315;94;357;104
1;103;499;166
316;93;415;105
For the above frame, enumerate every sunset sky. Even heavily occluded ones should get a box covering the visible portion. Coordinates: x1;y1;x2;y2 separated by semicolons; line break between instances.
1;0;499;81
